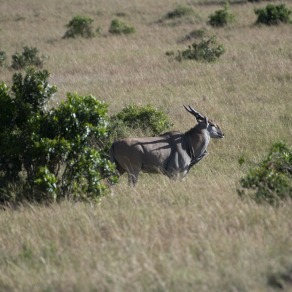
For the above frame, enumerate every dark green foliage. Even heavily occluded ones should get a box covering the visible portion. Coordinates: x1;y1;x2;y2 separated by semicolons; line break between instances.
238;155;246;166
176;36;225;62
109;19;135;35
208;2;235;27
11;47;45;70
41;93;117;200
0;69;57;188
115;104;172;135
11;69;56;112
238;141;292;205
0;51;7;67
63;15;95;38
255;4;292;25
0;69;117;204
33;167;58;201
107;104;172;144
166;5;194;19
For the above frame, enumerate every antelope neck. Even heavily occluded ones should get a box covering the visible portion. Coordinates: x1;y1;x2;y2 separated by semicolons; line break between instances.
185;128;210;162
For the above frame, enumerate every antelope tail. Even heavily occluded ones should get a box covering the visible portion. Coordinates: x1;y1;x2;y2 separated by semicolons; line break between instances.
110;143;124;174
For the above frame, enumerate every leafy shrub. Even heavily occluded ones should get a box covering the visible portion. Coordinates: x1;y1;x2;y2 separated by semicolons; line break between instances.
11;46;45;70
255;4;292;25
0;69;117;204
166;5;194;19
0;51;7;67
107;104;172;144
63;15;95;38
238;141;292;204
109;19;135;35
176;36;225;62
116;104;172;135
208;1;235;27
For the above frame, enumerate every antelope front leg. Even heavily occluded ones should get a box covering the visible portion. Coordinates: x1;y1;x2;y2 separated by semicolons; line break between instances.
189;150;208;168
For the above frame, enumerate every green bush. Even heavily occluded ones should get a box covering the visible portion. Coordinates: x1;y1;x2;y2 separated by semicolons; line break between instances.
0;69;117;204
0;51;7;67
11;46;45;70
109;19;135;35
166;5;194;19
63;15;95;38
238;141;292;205
176;36;225;62
208;1;235;27
255;4;292;25
107;104;172;143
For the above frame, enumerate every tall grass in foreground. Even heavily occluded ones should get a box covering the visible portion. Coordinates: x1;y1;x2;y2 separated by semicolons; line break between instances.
1;180;292;291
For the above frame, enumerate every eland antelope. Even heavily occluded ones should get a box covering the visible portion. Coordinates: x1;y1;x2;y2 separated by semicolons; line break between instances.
110;105;224;185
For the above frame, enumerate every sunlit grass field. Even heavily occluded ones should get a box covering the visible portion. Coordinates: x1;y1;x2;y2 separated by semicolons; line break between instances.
0;0;292;291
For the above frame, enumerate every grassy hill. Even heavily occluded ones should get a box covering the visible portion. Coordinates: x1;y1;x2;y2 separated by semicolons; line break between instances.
0;0;292;290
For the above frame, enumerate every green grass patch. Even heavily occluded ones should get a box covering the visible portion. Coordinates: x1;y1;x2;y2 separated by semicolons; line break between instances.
166;5;195;19
109;19;135;35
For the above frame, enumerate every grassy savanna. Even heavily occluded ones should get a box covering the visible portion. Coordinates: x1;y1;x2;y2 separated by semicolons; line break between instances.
0;0;292;291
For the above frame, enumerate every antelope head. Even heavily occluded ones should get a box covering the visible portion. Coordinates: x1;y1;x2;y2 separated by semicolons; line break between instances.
184;105;224;139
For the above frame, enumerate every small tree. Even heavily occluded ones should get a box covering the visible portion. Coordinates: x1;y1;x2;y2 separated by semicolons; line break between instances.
255;4;292;25
208;1;235;27
107;104;172;145
175;36;225;62
238;141;292;205
0;69;116;204
109;19;135;35
63;15;95;38
11;46;45;70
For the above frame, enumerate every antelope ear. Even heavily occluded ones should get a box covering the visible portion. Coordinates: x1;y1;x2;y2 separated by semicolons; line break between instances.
204;116;209;127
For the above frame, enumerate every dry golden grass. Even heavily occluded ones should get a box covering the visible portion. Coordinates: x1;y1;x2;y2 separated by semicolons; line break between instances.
1;184;292;291
0;0;292;291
